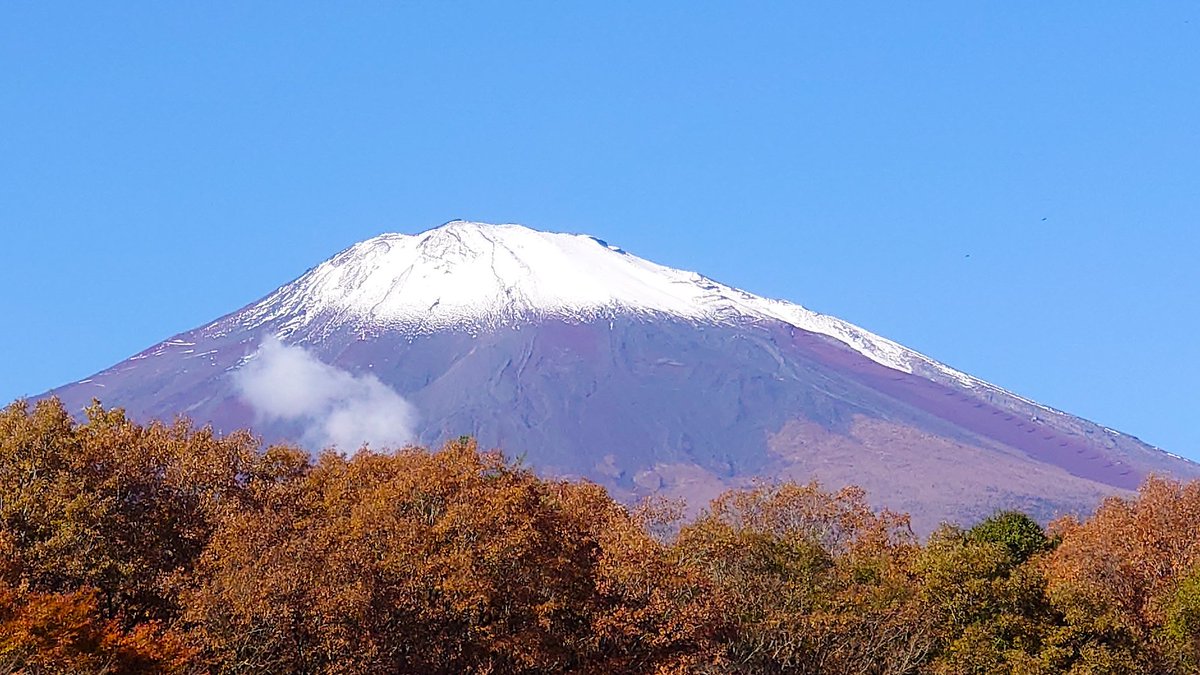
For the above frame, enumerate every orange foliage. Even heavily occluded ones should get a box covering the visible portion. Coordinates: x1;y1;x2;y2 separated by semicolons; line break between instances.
674;482;935;672
0;530;190;674
2;397;1200;673
183;439;723;673
1044;476;1200;670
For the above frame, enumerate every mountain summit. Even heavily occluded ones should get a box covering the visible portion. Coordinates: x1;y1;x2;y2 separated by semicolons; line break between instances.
243;221;983;380
45;221;1199;532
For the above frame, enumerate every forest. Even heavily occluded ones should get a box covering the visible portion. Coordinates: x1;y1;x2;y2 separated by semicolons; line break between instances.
1;397;1199;674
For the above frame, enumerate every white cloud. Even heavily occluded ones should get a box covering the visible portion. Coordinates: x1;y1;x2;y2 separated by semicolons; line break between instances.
233;336;417;451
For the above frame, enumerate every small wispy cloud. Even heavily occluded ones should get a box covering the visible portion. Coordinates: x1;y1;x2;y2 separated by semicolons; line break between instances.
234;336;417;452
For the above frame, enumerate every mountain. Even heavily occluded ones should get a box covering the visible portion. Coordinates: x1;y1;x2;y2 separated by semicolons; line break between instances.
44;221;1199;532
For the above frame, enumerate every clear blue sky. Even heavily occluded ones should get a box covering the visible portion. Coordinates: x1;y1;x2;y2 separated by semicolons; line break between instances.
2;3;1197;458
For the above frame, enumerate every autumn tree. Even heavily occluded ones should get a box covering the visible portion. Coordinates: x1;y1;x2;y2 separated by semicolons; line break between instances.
673;482;934;674
915;511;1058;674
182;438;723;674
1041;476;1200;673
0;398;270;625
0;530;191;673
8;396;1200;674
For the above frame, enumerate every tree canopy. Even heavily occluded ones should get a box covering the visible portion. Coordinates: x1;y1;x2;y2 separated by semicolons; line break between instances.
0;397;1197;673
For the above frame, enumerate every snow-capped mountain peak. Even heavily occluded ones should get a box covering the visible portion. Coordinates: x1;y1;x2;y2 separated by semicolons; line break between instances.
268;220;744;327
235;221;979;385
46;219;1199;533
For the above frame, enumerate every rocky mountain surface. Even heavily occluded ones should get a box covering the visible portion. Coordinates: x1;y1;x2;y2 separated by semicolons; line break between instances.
45;221;1199;532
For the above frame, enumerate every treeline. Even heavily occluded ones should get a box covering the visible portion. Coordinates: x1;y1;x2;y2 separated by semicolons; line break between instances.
1;399;1199;673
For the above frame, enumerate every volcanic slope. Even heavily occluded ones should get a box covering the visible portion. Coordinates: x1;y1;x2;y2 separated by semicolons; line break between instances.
45;221;1199;532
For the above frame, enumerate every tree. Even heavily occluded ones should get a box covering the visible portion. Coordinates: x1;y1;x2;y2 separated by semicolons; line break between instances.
1041;476;1200;673
183;439;723;674
915;513;1056;674
0;530;190;673
673;482;933;674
